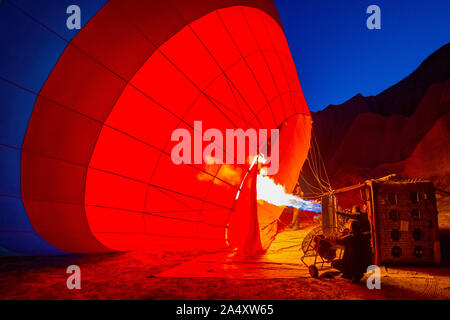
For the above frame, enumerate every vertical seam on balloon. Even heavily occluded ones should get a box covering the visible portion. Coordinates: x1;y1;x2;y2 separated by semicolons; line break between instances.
183;16;264;128
240;7;288;122
216;9;278;128
259;11;298;115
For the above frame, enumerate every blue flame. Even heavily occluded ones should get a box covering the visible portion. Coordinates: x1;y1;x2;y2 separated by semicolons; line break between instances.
287;198;322;213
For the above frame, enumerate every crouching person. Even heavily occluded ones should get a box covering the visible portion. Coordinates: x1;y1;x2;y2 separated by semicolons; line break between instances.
331;220;372;283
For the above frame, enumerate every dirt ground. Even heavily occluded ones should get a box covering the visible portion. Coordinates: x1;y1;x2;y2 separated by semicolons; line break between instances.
0;199;449;300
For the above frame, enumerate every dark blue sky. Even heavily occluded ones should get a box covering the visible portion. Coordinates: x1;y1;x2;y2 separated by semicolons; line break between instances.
275;0;450;111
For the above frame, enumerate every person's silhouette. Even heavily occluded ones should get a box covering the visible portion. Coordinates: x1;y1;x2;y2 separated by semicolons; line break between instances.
331;220;372;283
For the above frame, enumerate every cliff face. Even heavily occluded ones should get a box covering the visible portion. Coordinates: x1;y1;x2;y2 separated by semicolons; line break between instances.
308;43;450;190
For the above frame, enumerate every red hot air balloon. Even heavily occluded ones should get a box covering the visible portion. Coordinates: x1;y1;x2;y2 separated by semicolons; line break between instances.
20;0;312;254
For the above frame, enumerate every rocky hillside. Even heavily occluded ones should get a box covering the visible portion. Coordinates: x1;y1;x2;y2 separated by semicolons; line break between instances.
307;43;450;191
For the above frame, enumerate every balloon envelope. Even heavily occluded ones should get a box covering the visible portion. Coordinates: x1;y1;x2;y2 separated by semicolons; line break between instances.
0;0;311;255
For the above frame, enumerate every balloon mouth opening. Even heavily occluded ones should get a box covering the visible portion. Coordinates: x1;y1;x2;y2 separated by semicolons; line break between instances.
226;114;313;254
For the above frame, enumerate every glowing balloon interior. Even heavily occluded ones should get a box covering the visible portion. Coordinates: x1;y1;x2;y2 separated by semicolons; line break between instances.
0;0;312;255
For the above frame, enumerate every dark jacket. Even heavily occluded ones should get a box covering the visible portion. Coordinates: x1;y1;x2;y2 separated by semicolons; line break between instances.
338;211;371;233
336;231;372;278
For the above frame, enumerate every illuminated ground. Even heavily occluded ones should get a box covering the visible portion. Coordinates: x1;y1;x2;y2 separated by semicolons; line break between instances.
1;204;449;300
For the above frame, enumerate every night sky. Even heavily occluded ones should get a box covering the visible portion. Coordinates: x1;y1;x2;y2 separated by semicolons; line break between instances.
275;0;450;111
1;0;449;115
